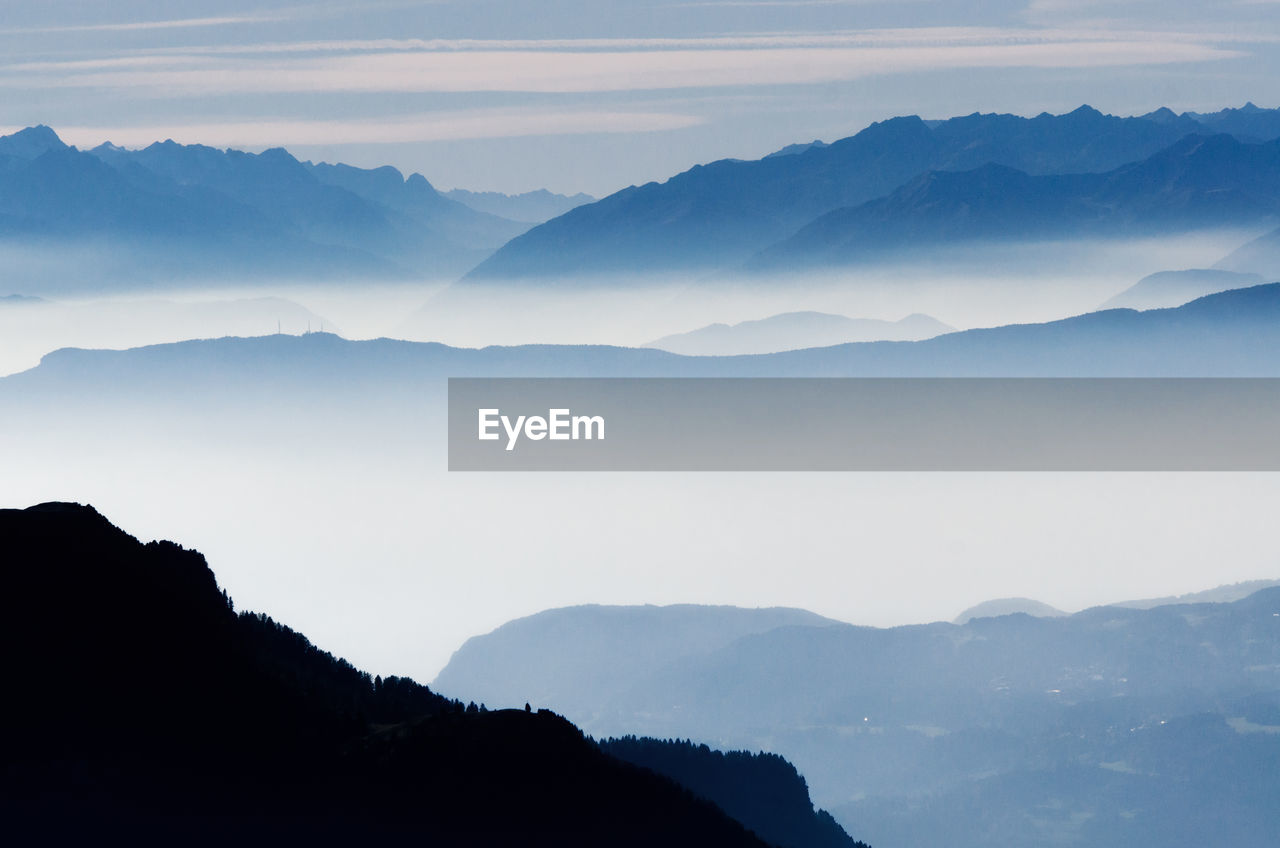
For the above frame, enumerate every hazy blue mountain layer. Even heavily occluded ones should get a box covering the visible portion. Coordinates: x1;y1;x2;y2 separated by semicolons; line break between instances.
747;134;1280;271
0;126;527;290
464;105;1280;282
434;605;840;720
1217;224;1280;278
1099;269;1265;310
446;187;596;223
5;285;1280;398
436;587;1280;848
645;312;954;356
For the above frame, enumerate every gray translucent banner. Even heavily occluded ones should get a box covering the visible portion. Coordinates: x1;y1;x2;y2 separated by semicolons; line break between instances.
447;378;1280;471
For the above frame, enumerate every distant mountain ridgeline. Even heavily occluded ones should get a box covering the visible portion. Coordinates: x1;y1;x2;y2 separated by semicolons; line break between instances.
445;187;596;223
5;106;1279;293
747;134;1280;271
0;126;528;291
645;312;954;356
7;285;1280;408
0;502;859;848
436;588;1280;848
464;104;1280;284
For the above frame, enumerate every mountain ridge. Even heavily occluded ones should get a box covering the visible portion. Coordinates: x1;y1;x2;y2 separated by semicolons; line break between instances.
0;501;858;848
464;105;1280;283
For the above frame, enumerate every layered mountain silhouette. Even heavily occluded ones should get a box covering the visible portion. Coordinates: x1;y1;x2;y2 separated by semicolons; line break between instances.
0;502;859;847
446;187;596;223
600;737;862;848
0;126;525;290
6;285;1280;396
748;134;1280;270
1099;269;1265;310
1217;224;1280;278
434;605;840;723
436;587;1280;848
645;312;953;356
464;105;1280;282
952;597;1067;625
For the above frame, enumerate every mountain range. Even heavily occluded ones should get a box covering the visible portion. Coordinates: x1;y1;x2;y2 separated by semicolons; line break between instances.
434;588;1280;848
1099;269;1266;310
6;285;1280;402
463;104;1280;283
645;312;954;356
445;187;596;223
747;134;1280;271
0;502;861;848
0;126;526;291
5;106;1279;293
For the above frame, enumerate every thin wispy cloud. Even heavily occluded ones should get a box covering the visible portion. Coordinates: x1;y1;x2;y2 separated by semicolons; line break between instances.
0;14;286;36
0;37;1241;96
38;110;705;150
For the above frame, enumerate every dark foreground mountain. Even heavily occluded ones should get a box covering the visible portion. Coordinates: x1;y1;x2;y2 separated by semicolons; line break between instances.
437;588;1280;848
0;502;859;848
600;737;861;848
464;105;1280;283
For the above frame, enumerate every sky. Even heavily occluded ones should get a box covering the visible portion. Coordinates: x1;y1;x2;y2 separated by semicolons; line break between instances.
2;1;1279;195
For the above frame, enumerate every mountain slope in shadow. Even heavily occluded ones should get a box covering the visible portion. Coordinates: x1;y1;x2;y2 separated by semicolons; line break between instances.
748;134;1280;271
0;502;859;848
464;105;1280;283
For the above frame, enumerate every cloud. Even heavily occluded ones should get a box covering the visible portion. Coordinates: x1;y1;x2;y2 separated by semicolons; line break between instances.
0;14;286;35
32;110;706;150
0;36;1242;96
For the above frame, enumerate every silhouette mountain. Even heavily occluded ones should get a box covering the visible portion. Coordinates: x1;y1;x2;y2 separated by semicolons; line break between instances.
0;502;863;847
446;187;596;223
1110;579;1280;610
600;737;866;848
1099;269;1265;310
464;105;1280;282
0;126;545;291
1216;224;1280;278
434;605;840;721
952;597;1067;625
749;134;1280;270
6;285;1280;396
87;136;520;277
438;587;1280;848
1182;101;1280;141
645;312;953;355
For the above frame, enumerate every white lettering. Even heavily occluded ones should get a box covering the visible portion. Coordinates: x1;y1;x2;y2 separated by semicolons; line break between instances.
479;408;605;451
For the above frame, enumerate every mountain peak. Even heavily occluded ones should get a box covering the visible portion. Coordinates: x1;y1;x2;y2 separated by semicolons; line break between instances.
1067;104;1104;118
1141;106;1180;124
0;124;68;160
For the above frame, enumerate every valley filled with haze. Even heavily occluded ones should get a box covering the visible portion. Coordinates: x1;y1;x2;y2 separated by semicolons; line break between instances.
3;2;1280;846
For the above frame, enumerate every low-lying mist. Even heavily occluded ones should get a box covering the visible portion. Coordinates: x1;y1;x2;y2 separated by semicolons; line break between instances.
1;230;1261;377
